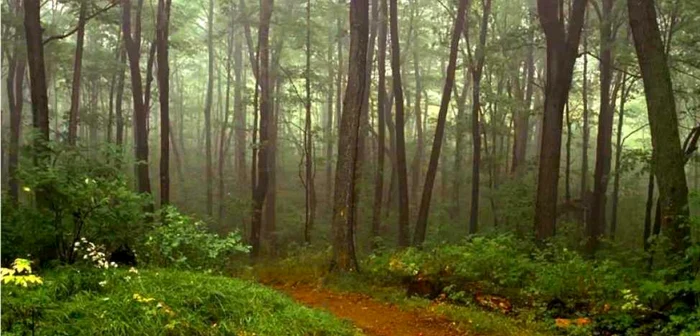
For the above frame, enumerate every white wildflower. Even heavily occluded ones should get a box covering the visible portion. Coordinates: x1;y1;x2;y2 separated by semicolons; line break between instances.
98;280;108;287
128;267;139;274
74;241;81;247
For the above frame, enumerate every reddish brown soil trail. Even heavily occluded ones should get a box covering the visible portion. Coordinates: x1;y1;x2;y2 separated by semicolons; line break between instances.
275;284;467;336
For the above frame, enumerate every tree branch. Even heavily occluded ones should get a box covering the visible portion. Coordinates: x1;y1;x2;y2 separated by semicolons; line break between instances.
43;1;118;45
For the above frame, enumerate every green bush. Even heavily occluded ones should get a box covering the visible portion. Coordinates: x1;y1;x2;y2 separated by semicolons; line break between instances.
139;206;250;270
1;267;356;335
2;145;149;265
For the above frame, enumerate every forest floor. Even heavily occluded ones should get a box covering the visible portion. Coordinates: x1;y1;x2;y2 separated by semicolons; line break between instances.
274;283;467;336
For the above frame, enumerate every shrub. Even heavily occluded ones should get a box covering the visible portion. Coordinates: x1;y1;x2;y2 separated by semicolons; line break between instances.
139;206;250;270
2;145;149;265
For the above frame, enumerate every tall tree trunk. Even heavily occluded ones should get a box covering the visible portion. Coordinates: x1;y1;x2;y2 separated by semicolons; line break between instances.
67;0;87;146
413;0;470;246
468;0;491;234
251;0;273;259
6;0;26;202
610;73;630;238
452;69;469;219
116;44;126;152
389;0;410;247
511;14;535;175
330;0;368;272
587;0;614;254
580;14;589;200
234;27;246;187
534;0;586;240
410;47;424;214
204;0;215;216
371;0;388;248
629;0;690;256
325;26;335;210
25;0;51;159
122;0;152;196
303;0;316;244
156;0;172;207
219;12;234;222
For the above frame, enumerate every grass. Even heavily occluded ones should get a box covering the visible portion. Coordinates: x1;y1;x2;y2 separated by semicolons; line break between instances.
2;266;358;336
249;251;555;336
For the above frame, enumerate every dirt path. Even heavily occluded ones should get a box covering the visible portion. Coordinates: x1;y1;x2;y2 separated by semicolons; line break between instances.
275;284;467;336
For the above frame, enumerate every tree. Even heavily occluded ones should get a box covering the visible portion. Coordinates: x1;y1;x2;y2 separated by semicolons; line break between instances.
303;0;316;244
156;0;172;206
371;0;388;247
587;0;615;253
468;0;492;234
67;0;87;146
121;0;152;196
6;0;26;201
389;0;410;248
204;0;215;216
330;0;369;272
511;10;535;175
25;0;50;160
628;0;690;256
251;0;274;259
533;0;586;240
413;0;470;246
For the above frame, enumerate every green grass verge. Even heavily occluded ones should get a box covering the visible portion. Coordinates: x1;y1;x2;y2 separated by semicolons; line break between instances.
2;267;358;336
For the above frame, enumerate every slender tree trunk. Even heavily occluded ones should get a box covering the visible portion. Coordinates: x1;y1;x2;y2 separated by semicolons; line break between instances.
534;0;586;240
587;0;614;253
512;15;535;175
234;27;246;187
581;15;589;199
610;73;629;239
116;44;126;151
452;69;469;219
325;26;335;210
371;0;388;248
389;0;410;247
331;0;368;272
468;0;491;234
122;0;152;196
156;0;172;207
251;0;273;259
303;0;316;244
67;0;87;146
629;0;690;256
410;47;424;214
413;0;470;245
219;13;234;222
6;0;26;202
204;0;215;216
25;0;51;158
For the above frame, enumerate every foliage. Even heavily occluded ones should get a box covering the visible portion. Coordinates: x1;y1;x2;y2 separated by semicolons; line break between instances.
1;267;356;335
364;234;700;335
1;259;43;288
139;206;250;270
2;145;149;264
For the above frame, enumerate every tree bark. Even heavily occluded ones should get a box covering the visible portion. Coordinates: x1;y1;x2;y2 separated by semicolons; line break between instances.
6;0;26;202
389;0;410;247
413;0;470;246
156;0;172;207
511;13;535;175
303;0;316;244
610;73;630;239
219;11;234;222
330;0;368;272
204;0;215;216
629;0;690;256
534;0;586;240
234;25;246;187
251;0;273;259
587;0;615;253
122;0;152;196
67;0;87;146
371;0;388;248
24;0;51;158
581;14;590;200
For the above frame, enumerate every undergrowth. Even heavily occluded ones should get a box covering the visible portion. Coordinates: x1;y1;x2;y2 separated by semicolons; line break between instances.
2;266;357;336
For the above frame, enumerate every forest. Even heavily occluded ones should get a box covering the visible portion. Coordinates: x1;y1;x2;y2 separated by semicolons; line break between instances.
1;0;700;334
